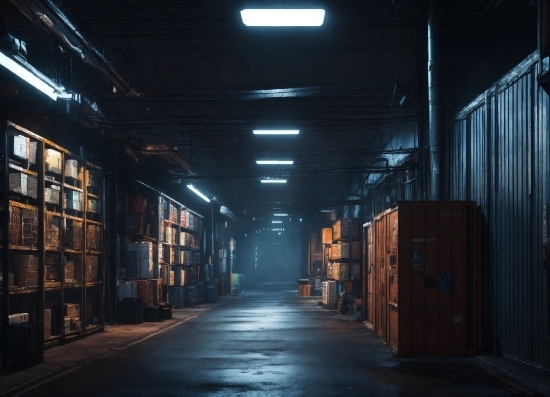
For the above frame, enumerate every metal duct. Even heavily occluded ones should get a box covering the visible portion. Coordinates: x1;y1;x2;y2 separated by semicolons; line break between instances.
427;0;442;200
9;0;139;96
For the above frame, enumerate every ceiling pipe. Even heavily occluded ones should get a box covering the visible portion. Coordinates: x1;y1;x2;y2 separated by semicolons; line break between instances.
9;0;139;96
427;0;442;200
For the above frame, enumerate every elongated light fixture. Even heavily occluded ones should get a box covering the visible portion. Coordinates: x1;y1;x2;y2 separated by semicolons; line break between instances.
241;9;325;27
253;130;299;135
187;184;211;202
0;51;62;100
272;220;282;224
274;213;288;217
256;160;294;165
261;179;287;184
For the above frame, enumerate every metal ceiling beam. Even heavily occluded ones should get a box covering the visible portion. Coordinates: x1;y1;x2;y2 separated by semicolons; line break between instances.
9;0;139;96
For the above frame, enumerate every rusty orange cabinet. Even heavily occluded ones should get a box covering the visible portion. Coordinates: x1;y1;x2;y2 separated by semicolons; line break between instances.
364;201;482;357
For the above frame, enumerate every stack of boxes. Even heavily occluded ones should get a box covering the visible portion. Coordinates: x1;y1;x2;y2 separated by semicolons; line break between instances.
322;219;362;310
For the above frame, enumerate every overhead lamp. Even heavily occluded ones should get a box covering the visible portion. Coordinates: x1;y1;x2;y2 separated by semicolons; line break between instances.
187;184;211;202
253;130;299;135
0;50;64;100
241;9;325;27
321;209;335;213
256;160;294;165
274;213;288;217
261;179;287;184
272;220;282;224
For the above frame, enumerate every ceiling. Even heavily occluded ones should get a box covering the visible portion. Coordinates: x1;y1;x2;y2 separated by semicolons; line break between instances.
0;0;539;228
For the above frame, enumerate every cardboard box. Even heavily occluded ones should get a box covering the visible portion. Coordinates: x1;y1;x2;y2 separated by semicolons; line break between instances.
10;134;29;160
64;159;79;179
64;190;82;211
9;172;27;195
45;149;62;174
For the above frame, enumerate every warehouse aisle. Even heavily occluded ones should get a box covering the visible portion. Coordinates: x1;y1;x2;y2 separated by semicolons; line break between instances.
17;282;523;397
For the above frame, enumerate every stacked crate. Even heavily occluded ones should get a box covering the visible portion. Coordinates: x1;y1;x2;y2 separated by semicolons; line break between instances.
324;219;362;310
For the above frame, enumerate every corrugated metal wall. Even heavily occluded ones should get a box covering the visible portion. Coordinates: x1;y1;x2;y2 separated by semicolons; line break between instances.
450;51;549;368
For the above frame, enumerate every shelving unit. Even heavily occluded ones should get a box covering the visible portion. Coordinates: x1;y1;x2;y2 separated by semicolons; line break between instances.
1;121;105;368
117;181;203;315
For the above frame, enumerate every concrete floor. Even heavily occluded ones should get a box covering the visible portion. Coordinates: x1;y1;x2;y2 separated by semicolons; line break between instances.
10;282;526;396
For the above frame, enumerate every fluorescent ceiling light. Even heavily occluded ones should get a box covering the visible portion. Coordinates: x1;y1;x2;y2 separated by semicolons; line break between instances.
0;51;61;100
241;9;325;27
261;179;287;184
272;220;282;224
256;160;294;165
187;184;211;202
321;209;335;213
274;213;288;217
253;130;299;135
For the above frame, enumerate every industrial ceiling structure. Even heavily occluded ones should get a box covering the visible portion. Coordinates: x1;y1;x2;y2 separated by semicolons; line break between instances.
0;0;538;229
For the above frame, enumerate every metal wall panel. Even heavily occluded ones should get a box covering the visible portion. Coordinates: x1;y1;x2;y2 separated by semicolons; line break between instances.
450;51;549;368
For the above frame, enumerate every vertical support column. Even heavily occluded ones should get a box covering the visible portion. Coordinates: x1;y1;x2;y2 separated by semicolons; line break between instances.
37;140;45;350
1;126;9;369
107;143;118;324
428;0;442;200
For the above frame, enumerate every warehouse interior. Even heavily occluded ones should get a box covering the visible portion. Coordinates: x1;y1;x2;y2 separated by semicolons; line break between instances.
0;0;548;391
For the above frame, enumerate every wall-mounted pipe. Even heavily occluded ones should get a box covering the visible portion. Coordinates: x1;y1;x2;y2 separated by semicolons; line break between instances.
9;0;139;96
428;0;442;200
